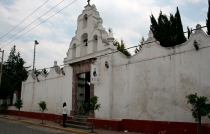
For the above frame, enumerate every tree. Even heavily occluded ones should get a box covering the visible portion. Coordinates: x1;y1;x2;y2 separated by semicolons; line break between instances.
82;96;101;133
34;68;41;76
14;99;23;120
207;0;210;35
0;101;8;116
42;68;48;75
0;75;13;100
186;93;210;134
134;37;145;53
108;28;113;33
114;39;131;57
150;7;186;47
109;28;131;56
0;45;29;102
38;101;48;124
175;7;187;44
187;26;193;39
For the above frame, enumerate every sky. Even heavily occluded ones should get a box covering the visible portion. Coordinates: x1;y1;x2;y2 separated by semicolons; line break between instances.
0;0;208;71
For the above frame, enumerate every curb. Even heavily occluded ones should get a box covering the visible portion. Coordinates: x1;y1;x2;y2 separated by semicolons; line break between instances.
0;116;89;134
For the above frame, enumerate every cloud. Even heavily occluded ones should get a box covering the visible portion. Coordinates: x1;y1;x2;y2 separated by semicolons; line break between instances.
0;0;207;70
202;7;208;12
173;0;204;6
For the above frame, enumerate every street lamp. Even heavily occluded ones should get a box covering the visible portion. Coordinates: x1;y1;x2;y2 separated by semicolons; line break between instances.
33;40;39;72
0;48;4;89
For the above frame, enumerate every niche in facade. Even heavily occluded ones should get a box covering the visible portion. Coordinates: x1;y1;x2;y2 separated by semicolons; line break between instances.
93;35;98;52
80;33;88;56
72;43;76;58
83;14;88;29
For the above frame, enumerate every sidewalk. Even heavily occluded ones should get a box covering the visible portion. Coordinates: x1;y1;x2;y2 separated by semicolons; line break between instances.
0;114;138;134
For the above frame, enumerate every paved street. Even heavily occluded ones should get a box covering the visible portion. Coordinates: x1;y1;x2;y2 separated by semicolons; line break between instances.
0;115;138;134
0;118;72;134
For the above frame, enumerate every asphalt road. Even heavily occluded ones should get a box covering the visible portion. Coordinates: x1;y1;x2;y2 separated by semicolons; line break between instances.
0;118;72;134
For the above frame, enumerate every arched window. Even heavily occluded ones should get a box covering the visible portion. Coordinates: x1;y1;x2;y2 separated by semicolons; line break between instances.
81;33;88;56
93;35;98;52
72;44;76;58
83;14;88;29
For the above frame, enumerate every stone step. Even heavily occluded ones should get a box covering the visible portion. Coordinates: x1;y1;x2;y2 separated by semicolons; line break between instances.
66;120;92;127
61;123;92;130
74;115;88;119
72;117;87;122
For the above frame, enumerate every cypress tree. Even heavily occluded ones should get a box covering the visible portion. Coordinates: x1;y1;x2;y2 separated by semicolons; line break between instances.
0;45;29;101
150;7;186;47
207;0;210;35
150;14;159;39
175;7;187;44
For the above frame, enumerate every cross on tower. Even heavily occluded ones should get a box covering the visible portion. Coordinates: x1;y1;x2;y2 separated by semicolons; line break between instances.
87;0;90;5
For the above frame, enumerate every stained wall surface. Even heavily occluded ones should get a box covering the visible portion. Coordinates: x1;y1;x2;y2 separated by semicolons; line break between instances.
105;28;210;123
20;3;210;124
21;66;72;115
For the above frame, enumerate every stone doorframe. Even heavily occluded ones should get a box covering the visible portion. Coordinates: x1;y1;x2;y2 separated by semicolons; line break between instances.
69;58;96;116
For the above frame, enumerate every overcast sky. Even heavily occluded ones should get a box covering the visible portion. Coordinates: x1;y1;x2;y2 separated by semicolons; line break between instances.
0;0;208;71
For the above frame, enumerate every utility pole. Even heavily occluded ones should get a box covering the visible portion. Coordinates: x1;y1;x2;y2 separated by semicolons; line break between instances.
33;40;39;72
0;48;4;89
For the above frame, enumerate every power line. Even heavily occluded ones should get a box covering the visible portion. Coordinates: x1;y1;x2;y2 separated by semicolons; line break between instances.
34;26;207;71
0;0;78;48
0;0;66;46
0;0;49;40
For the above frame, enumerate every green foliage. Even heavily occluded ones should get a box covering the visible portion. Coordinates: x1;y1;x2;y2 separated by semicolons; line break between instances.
0;101;8;116
14;99;23;119
34;68;41;77
82;96;101;133
108;28;113;33
187;26;193;39
0;45;29;100
38;101;48;112
174;7;187;44
150;7;186;47
186;93;210;134
41;68;48;75
134;37;145;53
114;39;131;57
0;101;8;110
186;93;210;121
207;0;210;35
0;76;13;100
38;101;48;124
14;99;23;110
82;96;101;114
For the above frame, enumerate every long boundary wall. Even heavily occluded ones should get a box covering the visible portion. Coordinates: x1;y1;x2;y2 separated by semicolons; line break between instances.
107;28;210;123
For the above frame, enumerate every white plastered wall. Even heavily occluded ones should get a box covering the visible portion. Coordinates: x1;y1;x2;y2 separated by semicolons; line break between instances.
109;29;210;123
21;66;73;115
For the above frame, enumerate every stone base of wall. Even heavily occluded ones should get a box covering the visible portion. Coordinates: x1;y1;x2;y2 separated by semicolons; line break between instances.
87;119;210;134
121;119;210;134
0;110;72;124
2;110;210;133
87;118;122;131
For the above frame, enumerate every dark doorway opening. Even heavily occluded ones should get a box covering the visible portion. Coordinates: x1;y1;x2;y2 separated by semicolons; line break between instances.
77;72;90;115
